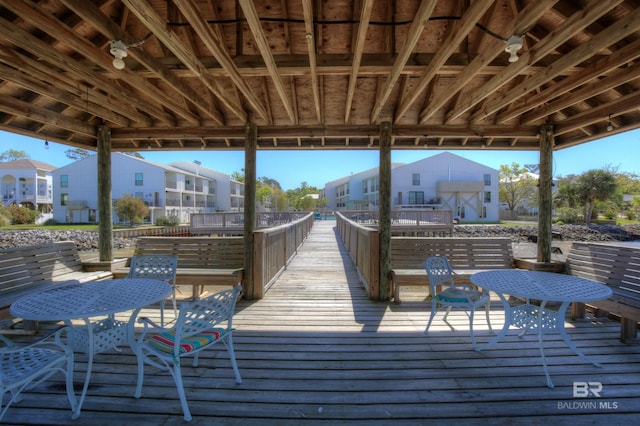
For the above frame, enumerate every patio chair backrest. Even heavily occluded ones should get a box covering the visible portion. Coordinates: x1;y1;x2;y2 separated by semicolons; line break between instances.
172;285;242;355
127;254;178;284
423;256;456;292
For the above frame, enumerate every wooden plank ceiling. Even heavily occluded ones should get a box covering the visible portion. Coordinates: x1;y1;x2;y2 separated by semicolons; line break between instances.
0;0;639;153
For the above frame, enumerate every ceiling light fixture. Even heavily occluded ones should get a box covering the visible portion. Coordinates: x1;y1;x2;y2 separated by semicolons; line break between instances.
110;40;128;70
44;140;49;150
505;35;523;63
607;114;613;132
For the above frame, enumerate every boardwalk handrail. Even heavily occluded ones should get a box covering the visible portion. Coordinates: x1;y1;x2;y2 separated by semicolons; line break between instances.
336;212;380;299
340;209;453;236
190;212;308;235
252;212;314;298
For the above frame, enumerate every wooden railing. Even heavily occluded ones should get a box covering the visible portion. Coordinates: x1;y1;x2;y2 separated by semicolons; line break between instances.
340;209;453;236
190;212;309;235
253;212;315;297
336;212;380;299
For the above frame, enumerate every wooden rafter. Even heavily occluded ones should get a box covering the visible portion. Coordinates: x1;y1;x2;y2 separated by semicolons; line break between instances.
344;0;374;124
370;0;438;123
239;0;296;124
301;0;322;123
121;0;248;122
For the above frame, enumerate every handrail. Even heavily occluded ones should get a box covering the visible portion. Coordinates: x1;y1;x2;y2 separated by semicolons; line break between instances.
252;212;314;298
335;212;380;299
190;212;309;235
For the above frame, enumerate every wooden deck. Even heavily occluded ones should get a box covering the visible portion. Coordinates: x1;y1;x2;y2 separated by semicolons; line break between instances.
3;220;640;425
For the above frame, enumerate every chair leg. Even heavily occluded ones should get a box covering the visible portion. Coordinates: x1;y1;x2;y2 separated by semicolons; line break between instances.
424;302;438;335
172;362;192;421
484;302;493;333
469;308;477;348
65;354;78;416
171;287;178;323
225;334;242;384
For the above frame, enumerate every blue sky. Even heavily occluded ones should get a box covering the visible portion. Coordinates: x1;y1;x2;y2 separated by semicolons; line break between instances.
1;129;638;191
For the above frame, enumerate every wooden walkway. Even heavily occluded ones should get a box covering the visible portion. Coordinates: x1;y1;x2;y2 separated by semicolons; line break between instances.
3;220;640;425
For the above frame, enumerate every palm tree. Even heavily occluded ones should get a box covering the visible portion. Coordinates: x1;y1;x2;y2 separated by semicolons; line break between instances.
576;169;617;224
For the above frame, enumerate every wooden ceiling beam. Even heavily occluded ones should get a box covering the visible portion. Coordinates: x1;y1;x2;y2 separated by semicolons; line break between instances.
470;0;634;123
504;37;640;124
239;0;296;124
121;0;248;122
419;0;557;124
554;90;640;135
524;62;640;125
302;0;322;123
62;0;225;126
394;0;495;122
370;0;438;123
344;0;374;124
173;0;269;123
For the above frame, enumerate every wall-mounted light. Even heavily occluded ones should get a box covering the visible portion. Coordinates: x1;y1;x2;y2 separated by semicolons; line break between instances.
110;40;128;70
607;114;613;132
505;35;523;63
44;140;49;150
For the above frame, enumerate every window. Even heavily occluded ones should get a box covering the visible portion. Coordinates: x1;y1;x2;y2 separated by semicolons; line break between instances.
60;193;68;206
484;191;491;203
60;175;68;188
480;206;487;218
135;173;143;186
484;174;491;186
412;173;420;186
408;191;424;204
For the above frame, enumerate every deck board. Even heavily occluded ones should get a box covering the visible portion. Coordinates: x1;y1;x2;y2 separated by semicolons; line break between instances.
2;220;639;425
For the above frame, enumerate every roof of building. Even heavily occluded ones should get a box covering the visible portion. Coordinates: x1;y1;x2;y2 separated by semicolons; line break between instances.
0;159;57;171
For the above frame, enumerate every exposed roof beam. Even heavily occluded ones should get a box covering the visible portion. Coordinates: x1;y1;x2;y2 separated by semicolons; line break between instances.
344;0;374;124
502;37;640;124
394;0;495;122
469;0;632;123
370;0;438;123
121;0;248;122
418;0;557;124
173;0;270;123
239;0;296;124
61;0;225;126
302;0;322;123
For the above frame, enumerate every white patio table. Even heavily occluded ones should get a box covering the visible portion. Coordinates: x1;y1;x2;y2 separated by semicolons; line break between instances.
470;270;612;388
10;278;172;418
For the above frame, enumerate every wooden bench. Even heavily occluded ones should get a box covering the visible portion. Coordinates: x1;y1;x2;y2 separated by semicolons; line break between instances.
113;236;244;300
390;237;514;303
0;241;114;333
566;242;640;343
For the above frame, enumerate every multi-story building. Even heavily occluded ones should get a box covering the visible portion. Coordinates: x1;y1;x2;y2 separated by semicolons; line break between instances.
323;152;499;222
51;153;243;224
0;159;54;213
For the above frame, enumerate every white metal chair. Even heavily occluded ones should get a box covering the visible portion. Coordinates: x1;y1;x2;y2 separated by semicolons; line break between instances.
423;256;492;348
134;285;243;421
0;326;78;421
127;254;178;326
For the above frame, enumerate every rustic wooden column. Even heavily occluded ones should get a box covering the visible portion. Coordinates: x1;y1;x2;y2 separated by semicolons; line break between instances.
378;121;392;300
97;125;113;262
243;123;257;299
537;121;554;263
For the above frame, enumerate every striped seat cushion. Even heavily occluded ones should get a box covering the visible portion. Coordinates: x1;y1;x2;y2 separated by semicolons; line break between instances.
148;328;226;354
436;287;483;303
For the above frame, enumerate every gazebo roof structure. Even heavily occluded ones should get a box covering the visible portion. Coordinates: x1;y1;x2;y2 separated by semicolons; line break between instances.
0;0;639;154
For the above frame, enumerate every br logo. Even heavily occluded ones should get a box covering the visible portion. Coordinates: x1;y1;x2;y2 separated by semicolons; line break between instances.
573;381;603;398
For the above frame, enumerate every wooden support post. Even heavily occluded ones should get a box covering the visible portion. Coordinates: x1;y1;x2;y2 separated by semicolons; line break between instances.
537;122;554;263
378;121;392;300
244;123;257;299
97;125;113;262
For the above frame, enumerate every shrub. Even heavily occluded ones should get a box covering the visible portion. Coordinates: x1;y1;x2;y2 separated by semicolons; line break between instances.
555;207;581;224
155;215;180;226
6;204;39;224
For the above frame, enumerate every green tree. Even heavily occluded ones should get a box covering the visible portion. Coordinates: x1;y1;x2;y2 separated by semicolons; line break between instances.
0;149;29;162
114;194;149;226
231;170;244;182
554;174;581;208
498;163;537;218
576;169;617;224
